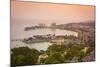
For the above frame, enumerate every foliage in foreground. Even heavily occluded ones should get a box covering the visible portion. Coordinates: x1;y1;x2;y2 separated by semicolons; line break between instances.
11;42;95;66
11;47;39;66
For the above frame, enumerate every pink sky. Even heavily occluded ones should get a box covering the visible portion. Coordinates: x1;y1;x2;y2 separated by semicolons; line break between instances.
11;0;95;24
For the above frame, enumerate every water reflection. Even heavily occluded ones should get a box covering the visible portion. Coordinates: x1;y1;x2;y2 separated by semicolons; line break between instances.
11;28;78;50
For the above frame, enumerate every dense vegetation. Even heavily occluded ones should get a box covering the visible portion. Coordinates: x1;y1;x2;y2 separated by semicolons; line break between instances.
11;47;39;66
11;42;95;66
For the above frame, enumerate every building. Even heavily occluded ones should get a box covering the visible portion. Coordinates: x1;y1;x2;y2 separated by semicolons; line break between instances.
51;35;65;45
51;22;56;28
38;53;48;64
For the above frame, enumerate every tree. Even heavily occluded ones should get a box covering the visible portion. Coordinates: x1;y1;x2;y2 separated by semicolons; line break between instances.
46;44;67;55
11;47;39;66
44;52;65;64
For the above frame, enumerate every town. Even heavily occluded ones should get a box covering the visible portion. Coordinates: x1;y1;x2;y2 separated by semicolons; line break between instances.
11;21;95;66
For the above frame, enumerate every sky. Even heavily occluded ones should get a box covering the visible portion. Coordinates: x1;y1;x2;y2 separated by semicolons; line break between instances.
11;0;95;24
